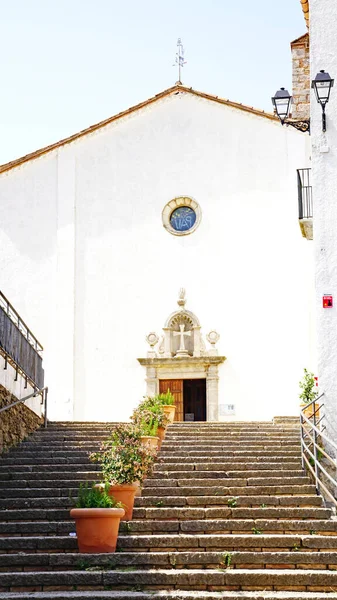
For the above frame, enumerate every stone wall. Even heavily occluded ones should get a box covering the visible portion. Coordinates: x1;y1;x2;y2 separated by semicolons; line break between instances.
0;385;43;453
291;33;310;119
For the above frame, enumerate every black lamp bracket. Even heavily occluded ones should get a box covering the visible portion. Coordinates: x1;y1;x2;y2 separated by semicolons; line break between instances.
282;118;311;133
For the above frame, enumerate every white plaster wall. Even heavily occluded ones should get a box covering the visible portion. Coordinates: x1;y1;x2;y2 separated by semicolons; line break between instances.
0;91;313;422
310;0;337;444
0;357;41;415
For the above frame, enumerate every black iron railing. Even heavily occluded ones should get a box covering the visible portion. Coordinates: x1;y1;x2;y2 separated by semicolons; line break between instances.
0;291;44;389
297;168;313;219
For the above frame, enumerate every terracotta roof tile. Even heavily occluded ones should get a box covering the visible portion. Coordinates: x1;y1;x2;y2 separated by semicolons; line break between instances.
0;84;278;175
300;0;309;28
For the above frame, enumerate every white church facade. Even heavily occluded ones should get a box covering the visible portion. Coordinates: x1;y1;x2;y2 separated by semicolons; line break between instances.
0;84;314;422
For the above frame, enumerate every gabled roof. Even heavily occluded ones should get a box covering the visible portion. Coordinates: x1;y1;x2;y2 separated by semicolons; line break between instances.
0;84;278;175
291;32;309;46
300;0;309;28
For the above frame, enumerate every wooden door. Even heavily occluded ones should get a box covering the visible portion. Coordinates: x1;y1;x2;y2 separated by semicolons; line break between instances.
159;379;183;422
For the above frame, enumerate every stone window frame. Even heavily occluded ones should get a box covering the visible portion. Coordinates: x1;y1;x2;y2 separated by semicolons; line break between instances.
162;196;202;237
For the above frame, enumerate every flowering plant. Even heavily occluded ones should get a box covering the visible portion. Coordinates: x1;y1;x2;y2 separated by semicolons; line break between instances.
131;396;169;430
90;424;156;485
299;368;319;404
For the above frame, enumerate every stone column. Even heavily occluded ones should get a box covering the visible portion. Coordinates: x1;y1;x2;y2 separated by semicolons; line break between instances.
146;366;158;397
206;364;219;421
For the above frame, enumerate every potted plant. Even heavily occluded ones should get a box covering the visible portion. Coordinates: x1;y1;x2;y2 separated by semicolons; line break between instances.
90;424;156;520
139;416;160;450
70;482;125;553
299;368;319;420
156;390;176;424
132;397;169;448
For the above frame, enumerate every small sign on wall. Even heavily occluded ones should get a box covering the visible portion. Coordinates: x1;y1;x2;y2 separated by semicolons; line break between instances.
219;404;235;416
323;295;333;308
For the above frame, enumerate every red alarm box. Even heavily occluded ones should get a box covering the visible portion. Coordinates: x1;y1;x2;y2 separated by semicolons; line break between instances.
323;295;333;308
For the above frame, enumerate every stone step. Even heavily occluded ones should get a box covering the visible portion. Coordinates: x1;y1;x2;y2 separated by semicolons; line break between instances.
0;457;93;466
135;495;324;508
1;592;336;600
117;533;337;552
2;518;336;537
0;475;101;487
0;506;330;525
141;484;316;497
0;493;323;511
4;550;337;572
131;507;332;520
2;533;337;554
144;477;311;488
0;488;80;499
150;470;305;479
0;497;73;509
0;464;100;473
1;451;95;459
161;445;301;452
155;462;302;471
117;518;337;535
0;468;305;479
2;567;337;592
163;431;300;445
160;451;302;458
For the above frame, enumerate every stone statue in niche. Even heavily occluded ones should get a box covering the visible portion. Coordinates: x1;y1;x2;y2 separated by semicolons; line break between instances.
145;289;220;359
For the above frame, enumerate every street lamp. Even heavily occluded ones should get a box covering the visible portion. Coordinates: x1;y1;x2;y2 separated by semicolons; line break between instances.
271;87;292;124
271;87;310;133
311;70;334;132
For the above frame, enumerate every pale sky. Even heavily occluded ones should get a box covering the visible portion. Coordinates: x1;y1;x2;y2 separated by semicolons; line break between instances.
0;0;305;164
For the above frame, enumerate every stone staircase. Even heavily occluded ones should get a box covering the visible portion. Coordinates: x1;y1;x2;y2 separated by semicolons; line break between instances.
1;419;337;600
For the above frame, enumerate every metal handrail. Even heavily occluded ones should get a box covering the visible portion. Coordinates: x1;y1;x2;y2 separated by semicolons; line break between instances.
0;291;43;352
300;393;337;507
0;386;48;428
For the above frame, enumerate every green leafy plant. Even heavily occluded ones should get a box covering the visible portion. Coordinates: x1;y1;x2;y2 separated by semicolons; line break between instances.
220;552;232;568
299;368;319;404
155;500;164;507
291;543;300;552
260;503;267;508
136;410;158;437
252;527;263;535
90;424;156;485
155;391;175;406
310;529;317;535
74;482;122;509
227;497;238;508
131;397;169;431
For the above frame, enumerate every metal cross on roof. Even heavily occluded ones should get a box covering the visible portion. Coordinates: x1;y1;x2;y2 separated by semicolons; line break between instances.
174;38;186;84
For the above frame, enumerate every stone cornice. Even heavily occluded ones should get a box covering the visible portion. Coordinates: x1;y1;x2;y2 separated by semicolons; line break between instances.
137;356;226;367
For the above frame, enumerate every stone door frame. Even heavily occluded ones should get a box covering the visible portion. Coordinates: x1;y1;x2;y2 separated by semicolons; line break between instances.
137;356;226;422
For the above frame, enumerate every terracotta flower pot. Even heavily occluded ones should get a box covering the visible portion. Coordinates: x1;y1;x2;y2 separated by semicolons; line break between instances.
162;404;176;424
134;481;142;497
107;483;138;521
70;507;125;553
141;435;159;450
157;426;167;448
301;402;320;422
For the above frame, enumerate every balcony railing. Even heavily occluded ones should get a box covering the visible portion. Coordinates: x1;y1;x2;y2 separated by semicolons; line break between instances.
297;168;313;220
0;291;44;389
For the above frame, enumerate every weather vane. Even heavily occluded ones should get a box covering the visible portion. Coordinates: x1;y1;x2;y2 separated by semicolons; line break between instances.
173;38;186;84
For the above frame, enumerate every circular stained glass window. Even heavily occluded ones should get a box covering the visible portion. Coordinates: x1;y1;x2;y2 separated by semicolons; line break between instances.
170;206;196;232
162;196;201;236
